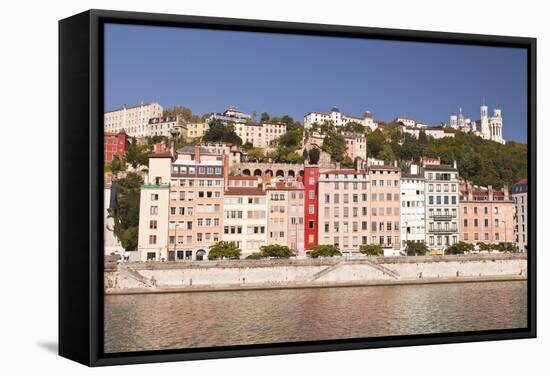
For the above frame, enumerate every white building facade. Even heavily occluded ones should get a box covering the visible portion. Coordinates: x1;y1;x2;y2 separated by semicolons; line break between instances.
512;179;528;253
449;104;505;144
304;107;377;131
400;166;426;248
424;163;460;250
223;186;268;257
104;102;163;137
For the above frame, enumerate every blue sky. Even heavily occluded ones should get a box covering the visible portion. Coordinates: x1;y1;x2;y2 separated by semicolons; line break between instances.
104;23;528;142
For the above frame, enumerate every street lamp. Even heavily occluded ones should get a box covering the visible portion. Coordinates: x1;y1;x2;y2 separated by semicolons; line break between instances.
502;220;507;250
173;222;179;261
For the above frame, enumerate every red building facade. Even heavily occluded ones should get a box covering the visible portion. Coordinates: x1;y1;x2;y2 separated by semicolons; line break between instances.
303;166;319;250
104;132;127;162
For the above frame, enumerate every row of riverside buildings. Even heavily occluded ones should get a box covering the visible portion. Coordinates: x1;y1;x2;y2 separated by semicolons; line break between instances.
123;145;528;262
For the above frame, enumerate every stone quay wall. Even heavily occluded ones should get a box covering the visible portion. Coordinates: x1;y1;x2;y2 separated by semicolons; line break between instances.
104;253;527;293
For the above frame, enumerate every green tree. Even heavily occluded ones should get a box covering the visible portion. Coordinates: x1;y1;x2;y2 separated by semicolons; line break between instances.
340;156;355;169
366;129;385;158
477;242;495;252
125;139;149;169
110;155;125;176
405;241;429;256
246;147;266;162
497;242;518;253
203;120;243;146
310;245;342;258
246;252;265;260
445;241;474;255
107;172;143;251
322;132;346;162
163;105;201;122
308;147;321;164
207;241;242;260
260;244;295;258
359;244;384;256
260;112;270;122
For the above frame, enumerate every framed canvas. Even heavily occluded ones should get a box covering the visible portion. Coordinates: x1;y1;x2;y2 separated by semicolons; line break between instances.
59;9;536;366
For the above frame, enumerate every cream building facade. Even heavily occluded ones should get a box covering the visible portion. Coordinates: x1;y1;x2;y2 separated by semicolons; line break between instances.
234;122;287;148
223;179;268;257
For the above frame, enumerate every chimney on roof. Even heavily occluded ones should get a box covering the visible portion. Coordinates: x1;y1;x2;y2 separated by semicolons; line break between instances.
194;145;201;163
488;185;494;201
453;160;457;169
503;185;509;200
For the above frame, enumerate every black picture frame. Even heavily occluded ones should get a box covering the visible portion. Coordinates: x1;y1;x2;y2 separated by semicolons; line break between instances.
59;9;537;367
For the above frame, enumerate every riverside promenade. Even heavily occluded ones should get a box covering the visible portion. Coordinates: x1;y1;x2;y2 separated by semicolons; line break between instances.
104;253;527;295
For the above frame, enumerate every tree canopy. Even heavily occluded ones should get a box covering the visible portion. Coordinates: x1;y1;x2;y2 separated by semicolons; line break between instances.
359;244;384;256
310;245;342;258
445;241;475;255
259;244;295;258
207;241;242;260
107;172;143;251
163;105;201;123
203;120;243;146
405;241;429;256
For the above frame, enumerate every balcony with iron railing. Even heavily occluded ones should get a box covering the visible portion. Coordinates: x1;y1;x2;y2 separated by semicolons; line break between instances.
429;214;456;221
427;227;457;234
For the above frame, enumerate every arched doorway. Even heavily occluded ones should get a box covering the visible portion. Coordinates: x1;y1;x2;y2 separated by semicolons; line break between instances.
265;169;273;177
253;169;262;176
196;249;207;261
242;169;251;176
276;169;285;177
288;170;296;178
299;170;305;177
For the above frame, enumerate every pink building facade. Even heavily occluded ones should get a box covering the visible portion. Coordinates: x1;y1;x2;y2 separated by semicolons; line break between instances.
368;165;401;249
459;185;515;245
317;169;370;254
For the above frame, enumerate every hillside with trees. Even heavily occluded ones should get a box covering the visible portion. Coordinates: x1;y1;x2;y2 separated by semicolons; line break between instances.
366;122;527;189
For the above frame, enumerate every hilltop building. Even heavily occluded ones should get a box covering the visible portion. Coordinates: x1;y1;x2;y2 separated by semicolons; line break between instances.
303;107;377;131
206;106;252;124
449;104;505;144
148;115;186;138
104;102;163;137
234;122;287;148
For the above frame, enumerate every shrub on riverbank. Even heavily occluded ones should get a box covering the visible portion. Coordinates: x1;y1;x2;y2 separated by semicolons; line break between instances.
309;245;342;258
359;244;384;256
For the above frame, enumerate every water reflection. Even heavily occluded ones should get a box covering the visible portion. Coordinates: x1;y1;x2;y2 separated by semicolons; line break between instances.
104;281;527;353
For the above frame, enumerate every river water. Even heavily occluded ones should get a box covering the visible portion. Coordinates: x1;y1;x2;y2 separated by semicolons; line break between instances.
104;281;527;353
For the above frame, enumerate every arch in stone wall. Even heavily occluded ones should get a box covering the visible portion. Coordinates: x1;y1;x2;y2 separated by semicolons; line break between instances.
276;169;285;177
253;169;262;176
242;169;251;176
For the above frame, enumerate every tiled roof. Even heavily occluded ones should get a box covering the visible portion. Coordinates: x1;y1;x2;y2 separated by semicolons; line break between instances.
514;178;528;186
321;169;369;175
229;176;260;180
225;187;265;196
148;152;172;158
